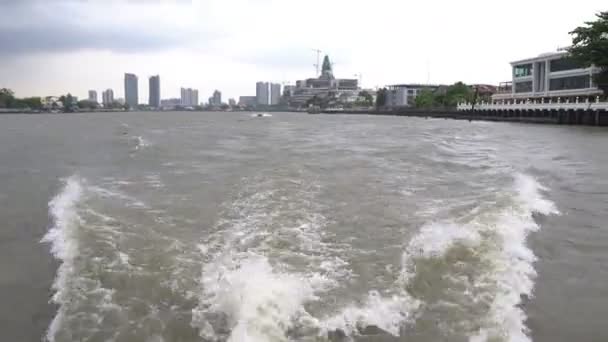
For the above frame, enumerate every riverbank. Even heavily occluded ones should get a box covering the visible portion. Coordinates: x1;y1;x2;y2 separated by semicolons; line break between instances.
320;108;608;126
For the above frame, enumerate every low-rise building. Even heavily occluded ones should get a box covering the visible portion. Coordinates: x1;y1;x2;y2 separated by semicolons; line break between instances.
385;84;441;108
492;50;602;103
239;96;257;107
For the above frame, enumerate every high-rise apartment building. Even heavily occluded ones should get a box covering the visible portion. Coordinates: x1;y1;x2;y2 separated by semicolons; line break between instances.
270;83;281;105
149;75;160;108
124;73;138;107
102;89;114;106
256;82;269;105
88;90;98;103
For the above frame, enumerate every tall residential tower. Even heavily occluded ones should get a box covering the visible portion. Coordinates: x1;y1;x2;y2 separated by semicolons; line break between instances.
124;73;138;107
149;75;160;108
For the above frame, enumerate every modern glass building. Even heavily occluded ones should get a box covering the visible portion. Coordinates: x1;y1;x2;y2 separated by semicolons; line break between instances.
493;50;602;103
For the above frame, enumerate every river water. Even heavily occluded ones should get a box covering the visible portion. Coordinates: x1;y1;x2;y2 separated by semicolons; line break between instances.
1;112;607;342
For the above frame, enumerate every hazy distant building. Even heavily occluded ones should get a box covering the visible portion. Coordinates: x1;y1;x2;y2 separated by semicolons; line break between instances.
148;75;160;108
283;85;295;97
288;55;359;107
88;90;98;103
212;90;222;106
102;89;114;106
270;83;281;105
124;73;138;107
256;82;269;105
384;84;440;108
239;96;257;107
180;87;198;106
193;90;199;107
228;98;236;106
160;98;181;109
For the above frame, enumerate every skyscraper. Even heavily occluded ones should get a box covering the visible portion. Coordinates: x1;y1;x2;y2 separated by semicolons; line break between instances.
256;82;269;105
88;90;98;103
212;90;222;106
102;89;114;106
148;75;160;108
124;73;138;107
193;89;199;106
180;87;198;106
270;83;281;105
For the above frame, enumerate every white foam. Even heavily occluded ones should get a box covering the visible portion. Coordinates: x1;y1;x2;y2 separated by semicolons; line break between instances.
133;136;151;150
468;174;558;342
514;173;559;216
195;254;317;342
193;178;348;341
41;175;84;342
406;222;482;259
321;290;420;337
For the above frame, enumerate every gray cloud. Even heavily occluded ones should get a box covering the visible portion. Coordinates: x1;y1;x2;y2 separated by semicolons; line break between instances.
0;0;207;56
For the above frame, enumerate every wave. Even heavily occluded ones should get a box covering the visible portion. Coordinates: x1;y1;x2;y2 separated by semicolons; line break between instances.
396;173;558;341
192;178;349;341
41;176;84;342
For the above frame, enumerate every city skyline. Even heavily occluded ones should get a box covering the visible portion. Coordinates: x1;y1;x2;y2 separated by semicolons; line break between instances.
1;0;606;101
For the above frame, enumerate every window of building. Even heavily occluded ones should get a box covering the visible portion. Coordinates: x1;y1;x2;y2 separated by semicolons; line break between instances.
514;81;532;93
550;57;585;72
407;89;415;95
549;75;590;91
514;64;532;77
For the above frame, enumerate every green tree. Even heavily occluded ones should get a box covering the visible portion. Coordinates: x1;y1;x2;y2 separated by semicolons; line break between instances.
569;11;608;95
20;97;42;109
78;100;98;109
0;88;16;108
443;82;473;107
375;88;387;108
415;89;435;108
358;91;373;106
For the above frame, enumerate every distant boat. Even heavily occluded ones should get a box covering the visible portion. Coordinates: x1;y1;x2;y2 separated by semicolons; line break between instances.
307;105;321;114
252;113;272;117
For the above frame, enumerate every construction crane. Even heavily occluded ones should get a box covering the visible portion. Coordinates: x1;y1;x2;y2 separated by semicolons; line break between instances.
311;48;323;76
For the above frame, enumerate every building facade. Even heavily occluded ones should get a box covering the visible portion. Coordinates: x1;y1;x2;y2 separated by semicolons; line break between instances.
239;96;257;107
88;90;98;103
102;89;114;106
288;55;359;107
492;50;602;103
256;82;270;105
270;83;281;105
385;84;440;108
212;90;222;106
180;88;198;106
124;73;138;107
148;75;160;108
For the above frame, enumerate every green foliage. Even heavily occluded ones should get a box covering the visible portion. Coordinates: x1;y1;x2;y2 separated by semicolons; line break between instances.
375;88;387;108
443;82;473;107
78;100;98;109
358;91;374;106
569;11;608;95
0;88;16;108
19;97;42;109
0;89;42;109
415;89;435;108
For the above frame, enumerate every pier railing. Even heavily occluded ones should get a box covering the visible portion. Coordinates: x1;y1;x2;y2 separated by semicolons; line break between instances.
458;97;608;111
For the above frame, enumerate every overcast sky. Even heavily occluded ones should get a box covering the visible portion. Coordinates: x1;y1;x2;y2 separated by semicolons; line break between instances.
0;0;605;102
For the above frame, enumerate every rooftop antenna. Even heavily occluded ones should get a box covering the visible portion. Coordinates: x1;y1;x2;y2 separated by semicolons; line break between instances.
312;48;322;76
